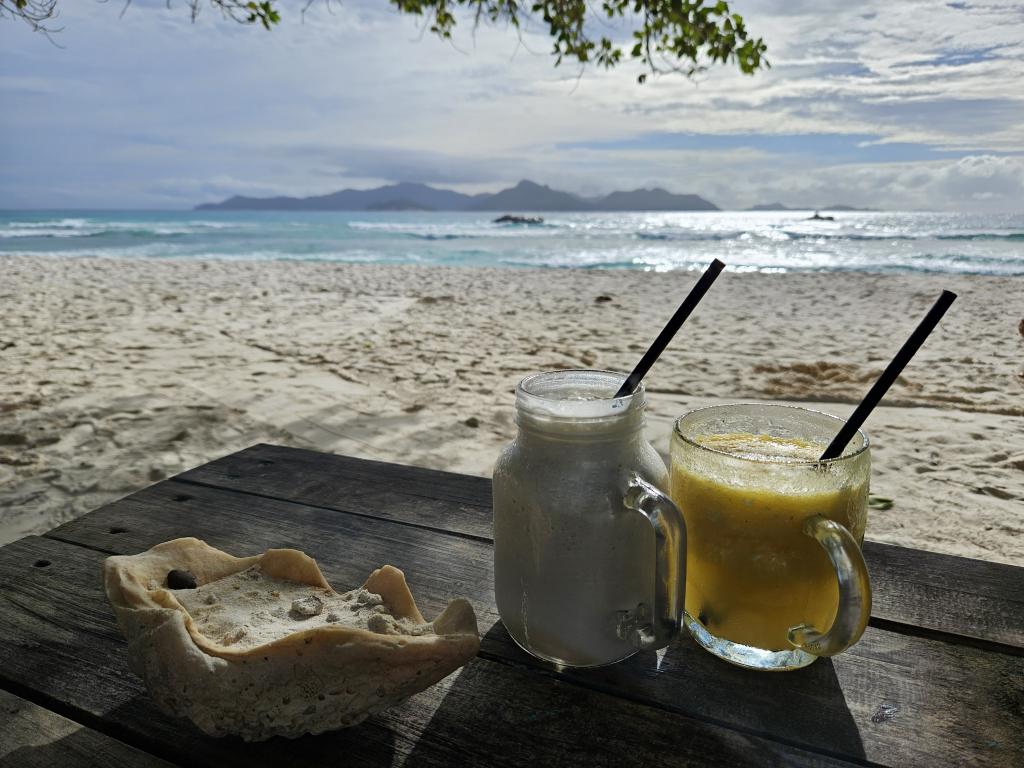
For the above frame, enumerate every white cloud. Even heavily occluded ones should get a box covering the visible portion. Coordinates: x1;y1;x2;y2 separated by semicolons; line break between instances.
0;0;1021;209
731;154;1024;211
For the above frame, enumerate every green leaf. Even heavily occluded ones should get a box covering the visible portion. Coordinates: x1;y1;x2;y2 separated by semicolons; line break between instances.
19;1;767;79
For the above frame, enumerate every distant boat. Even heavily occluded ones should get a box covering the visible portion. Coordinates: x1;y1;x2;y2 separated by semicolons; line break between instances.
493;215;544;225
808;211;835;221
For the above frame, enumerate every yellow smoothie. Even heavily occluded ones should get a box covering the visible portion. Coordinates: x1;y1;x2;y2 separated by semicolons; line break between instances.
670;433;868;651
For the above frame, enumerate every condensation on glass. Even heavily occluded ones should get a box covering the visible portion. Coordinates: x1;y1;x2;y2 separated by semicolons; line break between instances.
492;370;685;668
671;403;872;671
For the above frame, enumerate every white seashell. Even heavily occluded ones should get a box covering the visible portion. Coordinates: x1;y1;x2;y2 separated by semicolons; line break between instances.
103;537;480;741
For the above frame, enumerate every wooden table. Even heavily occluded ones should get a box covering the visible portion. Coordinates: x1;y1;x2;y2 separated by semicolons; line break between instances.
1;444;1021;767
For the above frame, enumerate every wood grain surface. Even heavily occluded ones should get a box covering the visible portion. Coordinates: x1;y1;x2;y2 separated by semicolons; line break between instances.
177;444;1024;649
0;689;175;768
2;444;1021;767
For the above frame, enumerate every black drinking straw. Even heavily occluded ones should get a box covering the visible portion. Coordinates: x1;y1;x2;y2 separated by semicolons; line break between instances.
613;258;726;398
819;289;958;461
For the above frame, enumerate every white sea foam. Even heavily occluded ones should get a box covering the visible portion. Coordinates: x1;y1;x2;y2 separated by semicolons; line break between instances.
2;211;1022;275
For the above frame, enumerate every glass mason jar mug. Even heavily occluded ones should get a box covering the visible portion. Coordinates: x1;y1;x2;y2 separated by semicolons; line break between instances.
670;403;872;671
492;370;686;668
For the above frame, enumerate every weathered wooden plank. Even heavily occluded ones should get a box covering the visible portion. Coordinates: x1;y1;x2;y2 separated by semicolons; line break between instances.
177;444;1024;649
177;443;492;539
0;536;859;768
866;541;1024;645
0;688;175;768
45;481;1024;767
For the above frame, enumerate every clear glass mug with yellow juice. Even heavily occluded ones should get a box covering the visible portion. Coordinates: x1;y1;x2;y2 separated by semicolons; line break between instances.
670;404;871;671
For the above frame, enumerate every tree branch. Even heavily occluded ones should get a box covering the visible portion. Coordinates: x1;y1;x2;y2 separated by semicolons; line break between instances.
3;0;768;81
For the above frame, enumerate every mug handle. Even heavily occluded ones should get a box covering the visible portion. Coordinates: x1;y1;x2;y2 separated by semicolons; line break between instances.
788;515;872;657
619;473;686;651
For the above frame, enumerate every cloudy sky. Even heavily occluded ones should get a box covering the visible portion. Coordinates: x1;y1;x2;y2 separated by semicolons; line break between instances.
2;0;1023;210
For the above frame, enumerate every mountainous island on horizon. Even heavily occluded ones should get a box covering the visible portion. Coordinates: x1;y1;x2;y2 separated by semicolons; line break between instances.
195;180;720;213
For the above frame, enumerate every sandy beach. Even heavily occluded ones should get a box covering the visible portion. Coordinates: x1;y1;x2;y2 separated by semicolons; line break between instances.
0;254;1021;565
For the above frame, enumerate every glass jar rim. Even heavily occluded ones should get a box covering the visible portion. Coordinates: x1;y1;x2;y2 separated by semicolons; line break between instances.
516;369;644;422
672;402;869;466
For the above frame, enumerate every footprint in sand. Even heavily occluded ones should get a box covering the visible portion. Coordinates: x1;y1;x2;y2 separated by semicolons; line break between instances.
973;486;1017;501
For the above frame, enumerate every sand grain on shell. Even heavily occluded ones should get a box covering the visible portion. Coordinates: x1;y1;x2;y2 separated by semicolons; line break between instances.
0;255;1021;565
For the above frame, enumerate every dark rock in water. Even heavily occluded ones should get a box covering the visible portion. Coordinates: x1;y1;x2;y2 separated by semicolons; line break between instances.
464;417;480;428
808;212;835;221
594;295;613;303
493;215;544;225
167;569;198;589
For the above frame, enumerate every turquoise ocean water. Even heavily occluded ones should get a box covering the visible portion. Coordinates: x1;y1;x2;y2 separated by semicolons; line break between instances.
1;210;1022;275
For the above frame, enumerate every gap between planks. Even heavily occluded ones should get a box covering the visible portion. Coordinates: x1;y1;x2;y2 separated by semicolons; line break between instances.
1;538;877;768
147;477;1024;658
30;531;886;766
25;508;1022;766
0;675;184;768
472;647;887;768
42;522;1023;661
174;476;494;545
